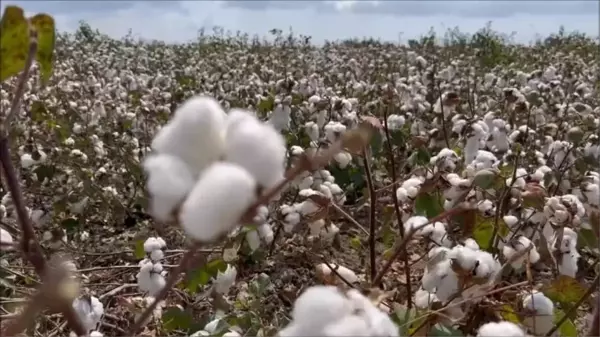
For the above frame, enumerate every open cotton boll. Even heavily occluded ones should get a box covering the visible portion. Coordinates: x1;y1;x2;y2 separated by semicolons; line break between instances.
290;286;353;334
522;291;555;336
315;263;359;285
477;321;526;337
345;289;399;336
257;223;274;244
414;288;439;308
143;154;195;222
323;315;370;336
151;95;227;175
0;228;13;250
179;162;257;242
558;250;580;278
72;295;104;331
503;235;540;269
333;151;352;169
404;215;429;236
246;230;261;252
148;273;166;296
214;265;237;294
225;110;286;190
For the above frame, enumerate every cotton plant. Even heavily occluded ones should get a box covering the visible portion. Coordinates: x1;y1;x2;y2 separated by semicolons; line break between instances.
137;237;168;296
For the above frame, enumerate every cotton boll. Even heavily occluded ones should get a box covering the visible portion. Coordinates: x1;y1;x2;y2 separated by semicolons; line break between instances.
414;288;439;308
20;153;36;168
143;154;195;222
150;249;164;262
214;265;237;294
315;263;359;284
204;318;221;334
72;295;104;331
89;331;104;337
464;238;480;251
450;245;480;272
304;122;320;141
148;273;166;296
291;286;353;333
222;332;241;337
137;271;152;292
153;263;163;273
151;95;227;175
522;291;554;315
503;215;519;228
246;230;261;252
180;162;257;242
0;228;13;250
225;111;286;189
257;223;274;244
522;291;555;336
404;216;429;236
333;151;352;168
558;250;580;277
477;321;526;337
323;315;370;336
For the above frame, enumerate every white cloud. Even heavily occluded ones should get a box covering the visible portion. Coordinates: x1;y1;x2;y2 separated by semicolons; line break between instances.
2;0;598;44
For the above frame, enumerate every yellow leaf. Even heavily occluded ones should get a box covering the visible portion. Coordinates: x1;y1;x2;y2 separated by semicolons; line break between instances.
0;6;30;82
542;275;586;304
499;304;521;323
28;13;55;84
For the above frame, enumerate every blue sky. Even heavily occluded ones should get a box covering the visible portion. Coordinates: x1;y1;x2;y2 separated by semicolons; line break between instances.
3;1;599;44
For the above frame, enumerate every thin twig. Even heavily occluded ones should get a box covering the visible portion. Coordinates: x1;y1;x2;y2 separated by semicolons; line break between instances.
362;147;377;282
382;102;412;308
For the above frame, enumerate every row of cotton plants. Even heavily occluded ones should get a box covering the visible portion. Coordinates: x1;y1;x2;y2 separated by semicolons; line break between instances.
1;21;598;337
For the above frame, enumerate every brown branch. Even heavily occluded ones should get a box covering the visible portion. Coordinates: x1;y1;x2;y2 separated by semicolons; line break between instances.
362;147;377;282
382;103;413;307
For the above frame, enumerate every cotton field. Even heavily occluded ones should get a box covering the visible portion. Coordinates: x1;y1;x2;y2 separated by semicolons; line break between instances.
0;14;599;337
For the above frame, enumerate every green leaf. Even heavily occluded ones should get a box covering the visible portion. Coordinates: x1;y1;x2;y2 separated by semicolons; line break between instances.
185;267;211;293
554;309;577;337
473;216;494;251
60;217;79;232
185;259;229;293
578;228;599;250
162;307;193;333
205;258;228;275
499;304;521;323
257;96;274;117
0;6;29;82
391;303;416;336
542;275;586;305
349;236;362;250
133;239;146;259
33;164;56;182
414;192;443;218
409;147;431;166
28;14;55;84
429;323;464;336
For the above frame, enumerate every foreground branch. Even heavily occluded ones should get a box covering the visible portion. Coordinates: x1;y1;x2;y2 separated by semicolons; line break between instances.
0;27;87;337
